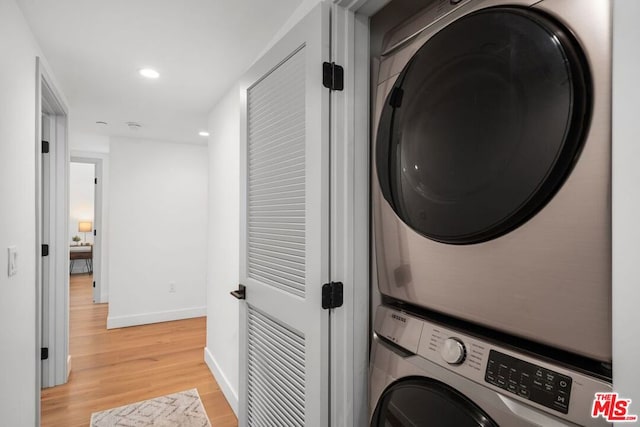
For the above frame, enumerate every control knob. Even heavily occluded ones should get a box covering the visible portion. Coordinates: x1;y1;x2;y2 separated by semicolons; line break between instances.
441;337;466;365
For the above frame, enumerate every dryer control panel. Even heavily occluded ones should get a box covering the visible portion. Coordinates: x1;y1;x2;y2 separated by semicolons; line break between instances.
485;350;572;414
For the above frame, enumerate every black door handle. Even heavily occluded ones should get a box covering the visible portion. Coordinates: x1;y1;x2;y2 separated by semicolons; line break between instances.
230;284;246;300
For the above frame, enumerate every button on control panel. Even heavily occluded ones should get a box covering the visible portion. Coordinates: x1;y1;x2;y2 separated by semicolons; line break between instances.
485;350;572;414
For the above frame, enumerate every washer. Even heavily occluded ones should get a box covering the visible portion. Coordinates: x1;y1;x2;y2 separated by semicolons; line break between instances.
372;0;612;361
370;305;612;426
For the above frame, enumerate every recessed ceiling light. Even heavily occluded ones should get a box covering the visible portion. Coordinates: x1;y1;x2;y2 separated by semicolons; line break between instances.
139;68;160;79
199;131;210;137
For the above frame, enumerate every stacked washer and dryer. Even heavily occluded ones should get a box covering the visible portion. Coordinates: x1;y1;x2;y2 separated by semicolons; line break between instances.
370;0;613;425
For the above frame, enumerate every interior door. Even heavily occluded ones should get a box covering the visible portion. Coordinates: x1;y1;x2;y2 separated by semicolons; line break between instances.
238;3;330;426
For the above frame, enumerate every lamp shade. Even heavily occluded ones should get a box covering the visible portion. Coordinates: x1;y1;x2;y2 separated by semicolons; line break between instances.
78;221;93;232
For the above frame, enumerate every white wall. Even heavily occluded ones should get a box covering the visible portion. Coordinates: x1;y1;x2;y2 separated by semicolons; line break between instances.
106;137;208;328
69;162;95;245
257;0;322;59
612;0;640;404
69;131;110;154
0;0;62;424
204;85;241;415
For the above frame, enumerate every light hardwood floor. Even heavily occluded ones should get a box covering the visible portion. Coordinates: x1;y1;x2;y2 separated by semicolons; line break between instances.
41;273;237;427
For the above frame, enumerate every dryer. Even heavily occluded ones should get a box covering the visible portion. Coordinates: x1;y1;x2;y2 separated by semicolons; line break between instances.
370;305;612;426
372;0;612;361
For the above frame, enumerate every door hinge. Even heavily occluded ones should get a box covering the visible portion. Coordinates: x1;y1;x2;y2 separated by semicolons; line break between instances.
41;244;49;257
93;229;96;236
94;177;97;184
41;140;50;154
322;281;343;309
93;281;96;288
322;62;344;91
41;347;49;360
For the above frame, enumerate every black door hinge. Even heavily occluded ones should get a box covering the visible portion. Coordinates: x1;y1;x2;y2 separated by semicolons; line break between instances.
42;140;50;154
93;281;96;288
322;62;344;91
41;347;49;360
41;244;49;257
94;177;97;184
93;229;96;236
322;281;344;309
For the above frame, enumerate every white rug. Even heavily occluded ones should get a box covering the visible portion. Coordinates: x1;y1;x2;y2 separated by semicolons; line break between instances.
90;388;211;427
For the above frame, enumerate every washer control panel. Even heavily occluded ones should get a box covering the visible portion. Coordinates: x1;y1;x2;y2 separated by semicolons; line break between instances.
485;350;572;414
374;305;612;427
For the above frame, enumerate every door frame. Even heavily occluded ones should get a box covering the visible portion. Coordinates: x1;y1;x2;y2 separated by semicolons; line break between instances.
70;155;105;303
35;56;70;416
329;0;388;425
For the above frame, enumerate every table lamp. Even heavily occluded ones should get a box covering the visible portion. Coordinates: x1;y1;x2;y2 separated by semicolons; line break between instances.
78;221;92;244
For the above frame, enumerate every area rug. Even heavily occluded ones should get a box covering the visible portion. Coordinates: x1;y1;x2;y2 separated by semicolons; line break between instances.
90;388;211;427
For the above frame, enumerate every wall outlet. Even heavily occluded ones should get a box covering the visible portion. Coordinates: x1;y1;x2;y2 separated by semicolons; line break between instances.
7;246;17;277
169;282;176;293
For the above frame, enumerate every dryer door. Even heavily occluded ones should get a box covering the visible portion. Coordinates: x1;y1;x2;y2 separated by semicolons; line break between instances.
376;7;590;244
371;377;498;426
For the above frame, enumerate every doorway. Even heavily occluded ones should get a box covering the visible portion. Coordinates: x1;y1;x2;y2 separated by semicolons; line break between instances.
69;162;94;274
69;159;103;304
36;58;70;404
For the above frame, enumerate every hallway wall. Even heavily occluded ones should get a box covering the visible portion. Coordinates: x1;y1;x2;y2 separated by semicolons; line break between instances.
106;137;208;328
0;0;65;423
204;84;241;415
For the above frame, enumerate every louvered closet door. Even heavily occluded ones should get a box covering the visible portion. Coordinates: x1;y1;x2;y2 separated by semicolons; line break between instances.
238;3;330;427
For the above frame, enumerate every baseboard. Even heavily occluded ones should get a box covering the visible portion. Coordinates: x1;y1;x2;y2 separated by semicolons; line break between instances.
204;347;238;416
67;355;72;381
107;306;206;329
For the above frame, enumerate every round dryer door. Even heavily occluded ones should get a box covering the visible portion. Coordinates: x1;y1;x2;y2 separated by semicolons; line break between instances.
371;378;498;426
376;7;591;244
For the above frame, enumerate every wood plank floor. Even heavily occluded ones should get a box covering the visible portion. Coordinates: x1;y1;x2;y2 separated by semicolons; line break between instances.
41;273;238;427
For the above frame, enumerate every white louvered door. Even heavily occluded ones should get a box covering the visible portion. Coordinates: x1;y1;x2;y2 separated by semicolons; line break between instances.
238;3;330;426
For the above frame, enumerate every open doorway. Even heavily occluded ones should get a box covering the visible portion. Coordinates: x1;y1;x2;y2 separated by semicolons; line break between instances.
69;161;94;269
70;156;104;303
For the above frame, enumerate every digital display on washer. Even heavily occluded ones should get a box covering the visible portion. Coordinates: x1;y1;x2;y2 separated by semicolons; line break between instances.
485;350;572;414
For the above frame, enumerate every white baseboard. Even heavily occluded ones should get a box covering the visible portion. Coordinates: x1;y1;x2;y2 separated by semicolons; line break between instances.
204;347;238;416
67;355;72;381
107;306;206;329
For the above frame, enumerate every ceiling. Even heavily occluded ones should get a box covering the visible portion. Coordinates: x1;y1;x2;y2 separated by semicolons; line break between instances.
17;0;302;144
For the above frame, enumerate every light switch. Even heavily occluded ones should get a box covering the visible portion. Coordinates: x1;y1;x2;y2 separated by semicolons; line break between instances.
7;246;17;277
